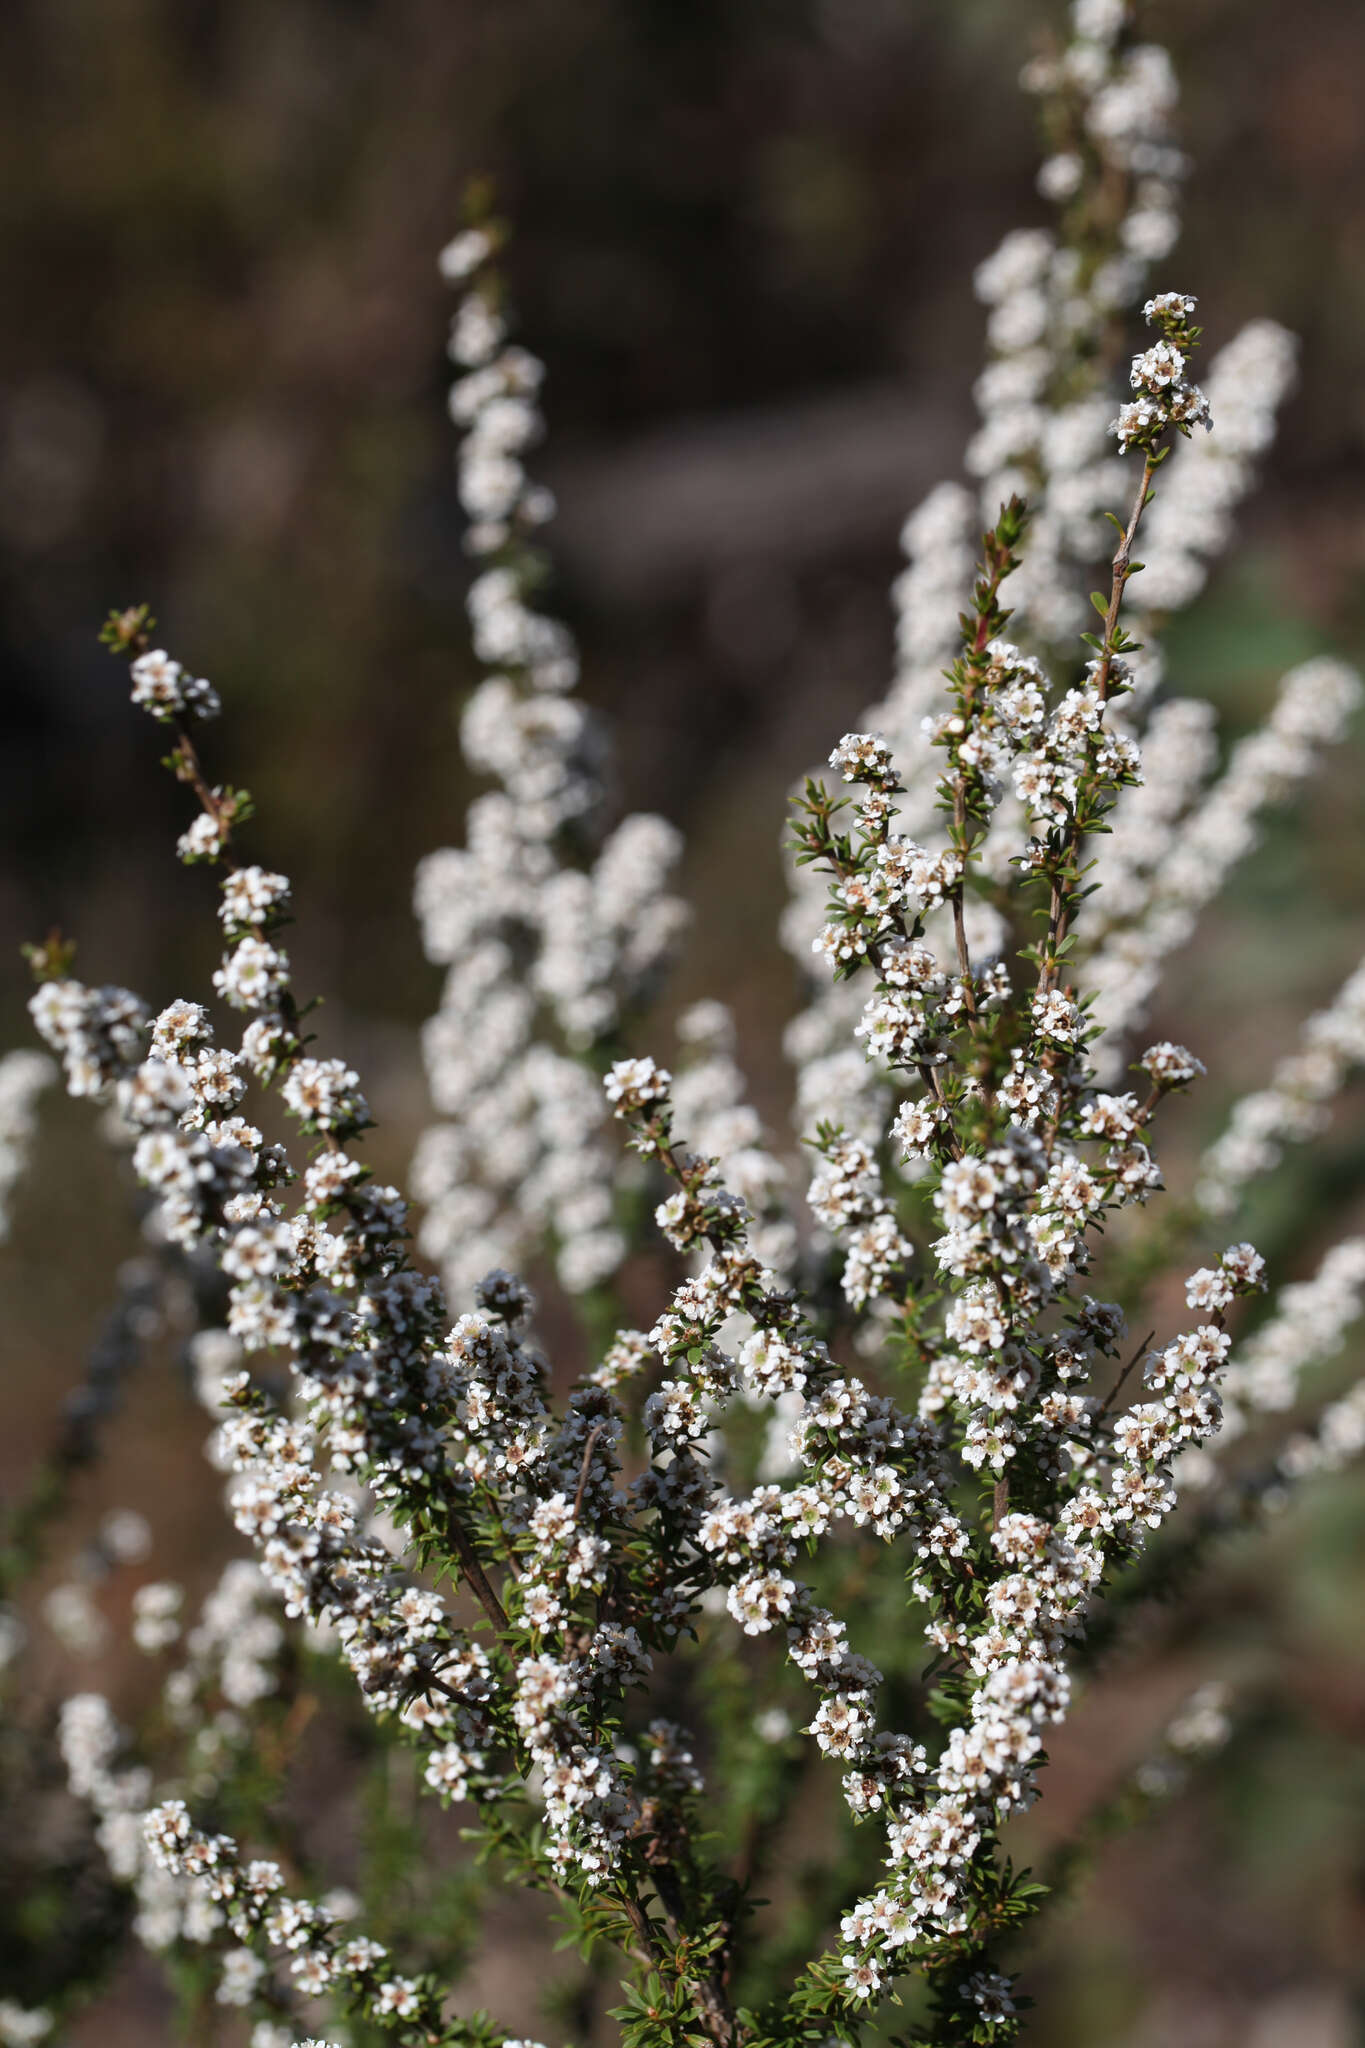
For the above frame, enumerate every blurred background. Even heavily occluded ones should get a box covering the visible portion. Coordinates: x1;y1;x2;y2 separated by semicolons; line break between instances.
2;0;1365;2041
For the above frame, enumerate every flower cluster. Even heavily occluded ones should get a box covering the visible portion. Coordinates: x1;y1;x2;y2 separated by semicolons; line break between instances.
29;979;148;1098
605;1028;1264;2016
1084;657;1361;1057
140;1799;440;2030
1110;294;1211;451
968;0;1189;645
14;9;1365;2046
128;647;221;722
1196;954;1365;1215
1175;1235;1365;1494
0;2004;52;2046
412;223;686;1305
671;999;794;1277
0;1047;54;1241
1136;317;1298;611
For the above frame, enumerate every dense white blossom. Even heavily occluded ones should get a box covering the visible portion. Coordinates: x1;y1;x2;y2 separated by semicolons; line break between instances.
15;14;1365;2043
0;1047;55;1241
1196;956;1365;1214
1085;658;1361;1061
129;648;220;722
412;233;686;1306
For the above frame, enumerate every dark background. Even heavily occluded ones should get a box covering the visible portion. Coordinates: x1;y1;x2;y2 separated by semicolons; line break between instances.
3;1;1365;2041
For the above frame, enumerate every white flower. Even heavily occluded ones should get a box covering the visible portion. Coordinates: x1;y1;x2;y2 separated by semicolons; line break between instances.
829;731;898;787
129;649;219;721
603;1056;671;1113
1142;1041;1205;1088
178;812;226;863
220;867;291;929
438;227;493;281
131;1581;183;1653
281;1058;369;1133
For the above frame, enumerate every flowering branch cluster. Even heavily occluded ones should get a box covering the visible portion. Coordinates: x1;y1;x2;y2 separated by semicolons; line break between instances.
139;1797;462;2042
1195;955;1365;1216
412;217;685;1305
0;1048;55;1242
8;6;1365;2047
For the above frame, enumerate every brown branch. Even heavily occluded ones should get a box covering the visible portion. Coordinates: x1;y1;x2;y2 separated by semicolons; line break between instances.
415;1668;482;1713
917;1058;964;1163
609;1887;668;1975
442;1493;509;1632
1038;448;1157;995
572;1423;606;1523
169;716;240;871
1093;449;1157;705
1097;1328;1157;1423
649;1857;737;2048
949;780;980;1027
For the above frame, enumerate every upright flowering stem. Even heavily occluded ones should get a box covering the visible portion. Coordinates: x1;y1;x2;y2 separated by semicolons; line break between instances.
31;619;761;2048
1034;291;1209;999
13;12;1365;2038
412;216;686;1310
945;500;1032;1030
1091;447;1156;707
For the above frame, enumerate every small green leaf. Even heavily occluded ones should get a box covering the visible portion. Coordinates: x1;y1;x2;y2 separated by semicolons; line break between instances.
99;602;155;654
21;929;77;982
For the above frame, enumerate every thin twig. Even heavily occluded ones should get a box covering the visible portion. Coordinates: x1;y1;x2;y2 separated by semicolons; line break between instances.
572;1423;606;1522
1097;1328;1157;1423
1039;449;1157;994
442;1493;509;1632
1093;450;1157;705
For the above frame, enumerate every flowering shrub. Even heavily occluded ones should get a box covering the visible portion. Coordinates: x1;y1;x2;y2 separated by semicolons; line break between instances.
3;4;1364;2046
